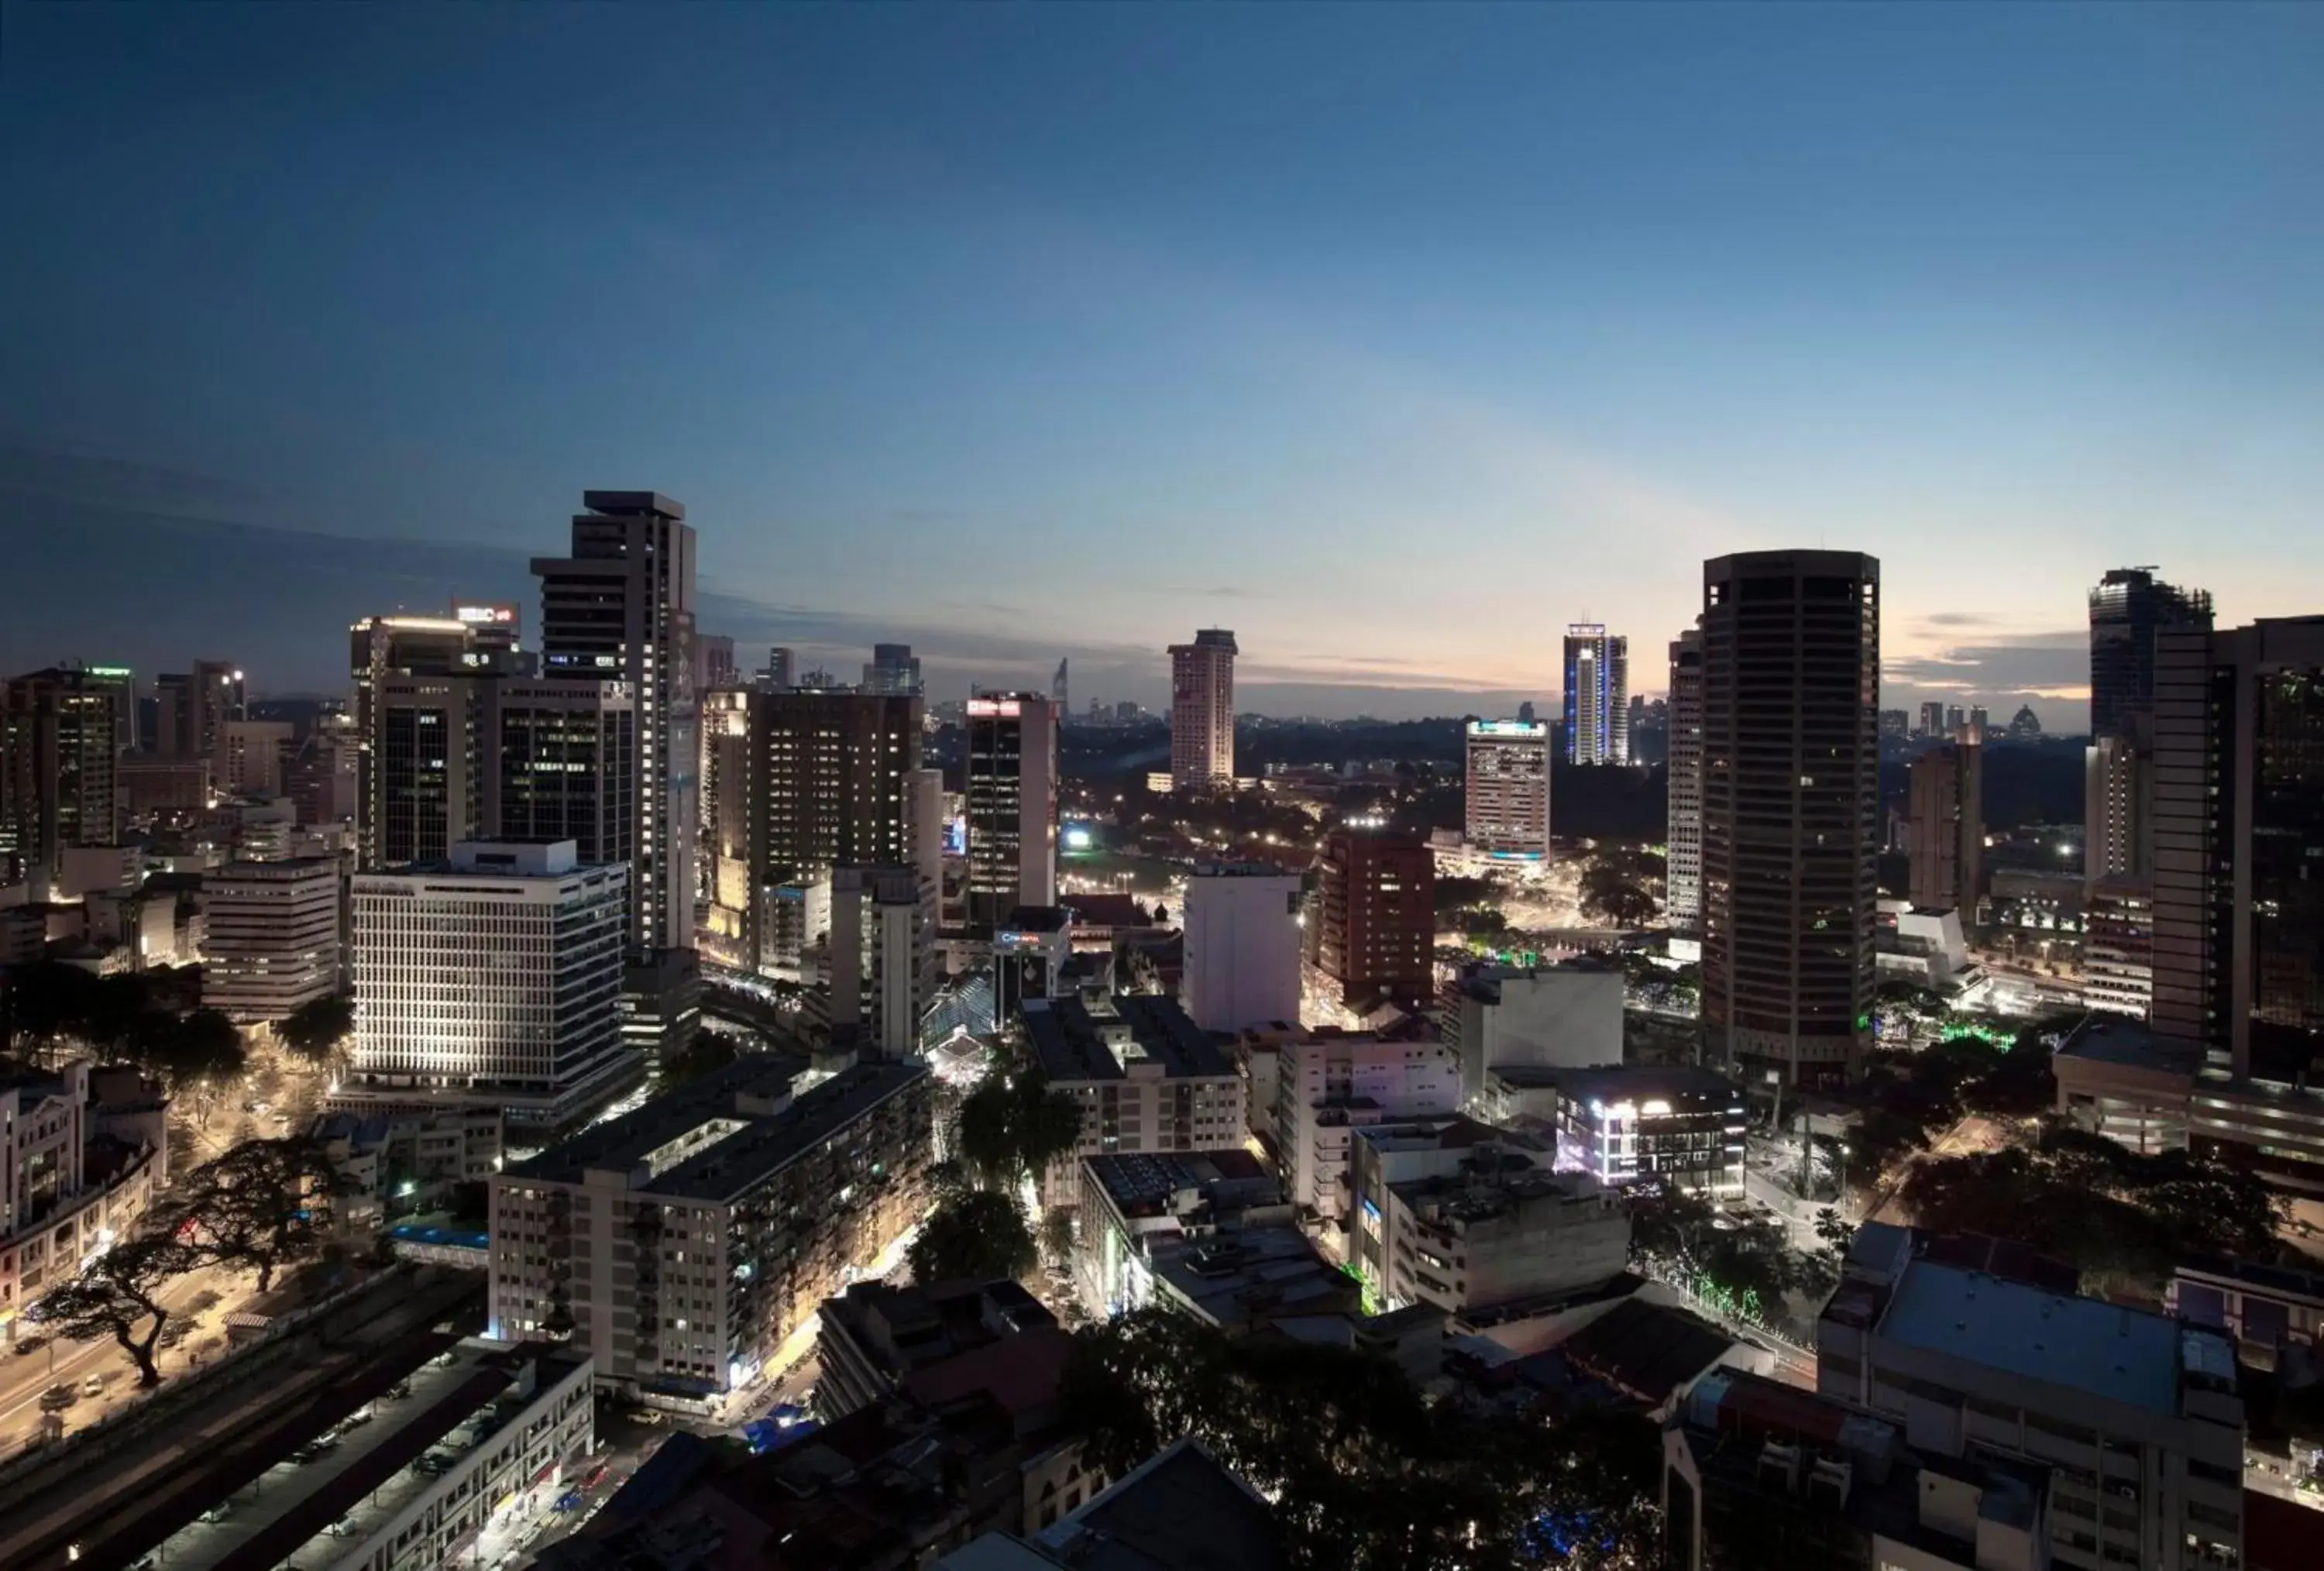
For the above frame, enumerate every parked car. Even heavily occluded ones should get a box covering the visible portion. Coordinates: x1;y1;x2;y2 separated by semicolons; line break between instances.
13;1336;47;1357
81;1374;105;1397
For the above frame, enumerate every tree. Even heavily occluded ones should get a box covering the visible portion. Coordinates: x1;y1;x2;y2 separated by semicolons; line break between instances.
146;1009;246;1116
1813;1207;1856;1254
659;1028;741;1090
1061;1309;1661;1570
170;1136;339;1291
31;1236;198;1387
277;992;357;1071
955;1068;1087;1192
1039;1208;1076;1269
906;1189;1037;1286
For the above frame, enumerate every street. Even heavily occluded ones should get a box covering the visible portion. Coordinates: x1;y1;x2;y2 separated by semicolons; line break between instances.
0;1259;253;1455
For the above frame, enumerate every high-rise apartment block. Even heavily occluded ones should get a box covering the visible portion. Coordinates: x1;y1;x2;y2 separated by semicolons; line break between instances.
2083;877;2155;1020
1666;627;1705;933
1906;740;1982;918
532;491;697;955
1563;624;1629;765
1463;720;1549;861
2085;723;2153;884
1;663;132;899
823;864;936;1057
1917;700;1945;739
1167;629;1237;791
155;659;242;760
201;856;345;1023
1181;865;1303;1033
346;840;631;1131
964;693;1057;933
1700;552;1880;1088
1306;825;1435;1017
861;642;923;696
1820;1226;2244;1571
1021;993;1246;1209
489;1054;933;1398
696;688;921;975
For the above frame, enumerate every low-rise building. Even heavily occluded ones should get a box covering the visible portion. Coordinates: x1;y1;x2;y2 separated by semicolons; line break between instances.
1073;1150;1291;1321
1818;1224;2245;1571
1273;1026;1460;1224
490;1052;933;1403
2053;1013;2324;1185
0;1061;167;1337
1440;958;1624;1105
1020;993;1244;1209
311;1107;504;1220
1478;1063;1746;1200
820;1277;1057;1419
135;1336;593;1571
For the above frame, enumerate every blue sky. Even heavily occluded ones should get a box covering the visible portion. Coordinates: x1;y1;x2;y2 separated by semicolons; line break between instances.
4;4;2320;723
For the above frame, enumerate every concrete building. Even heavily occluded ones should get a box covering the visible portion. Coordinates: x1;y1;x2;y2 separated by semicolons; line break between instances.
1666;626;1705;934
349;614;486;870
1525;1064;1746;1199
1819;1225;2245;1571
862;642;923;696
964;693;1057;933
201;855;344;1023
155;659;243;761
1463;720;1549;862
0;1061;168;1339
487;676;638;869
1273;1030;1461;1224
1179;864;1303;1034
345;841;631;1133
311;1106;504;1219
1563;624;1630;765
1305;824;1435;1017
2091;567;2212;741
1167;629;1237;791
1349;1121;1628;1317
823;862;936;1057
2085;724;2153;885
1906;739;1982;920
134;1337;594;1571
698;686;921;976
2083;877;2154;1019
1071;1149;1291;1319
1;663;131;899
1700;551;1881;1089
1440;957;1625;1105
489;1054;933;1401
215;717;294;798
532;491;697;957
1020;993;1245;1209
818;1277;1056;1420
1663;1366;2052;1571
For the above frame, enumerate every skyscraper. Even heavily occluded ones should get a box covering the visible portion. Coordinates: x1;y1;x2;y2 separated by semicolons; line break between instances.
1968;704;1991;740
1052;657;1068;717
153;658;242;761
349;614;478;869
1;664;132;899
1563;624;1629;765
964;693;1058;932
1917;700;1944;739
693;634;734;697
861;642;923;696
532;491;698;954
2085;720;2153;883
1169;628;1237;790
368;671;490;868
765;646;796;689
1906;739;1982;916
1306;825;1435;1017
488;677;638;869
1700;551;1880;1088
1666;627;1705;934
2090;567;2212;741
1462;720;1549;861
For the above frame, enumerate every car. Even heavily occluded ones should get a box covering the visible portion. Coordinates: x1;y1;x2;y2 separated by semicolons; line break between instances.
198;1504;231;1525
624;1408;665;1428
81;1374;105;1397
583;1463;610;1490
38;1384;78;1411
13;1335;47;1357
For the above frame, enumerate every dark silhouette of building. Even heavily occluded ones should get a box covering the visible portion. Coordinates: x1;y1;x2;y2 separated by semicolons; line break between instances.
2089;567;2212;741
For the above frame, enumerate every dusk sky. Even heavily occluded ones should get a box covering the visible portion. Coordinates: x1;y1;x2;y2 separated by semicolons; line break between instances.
4;5;2321;724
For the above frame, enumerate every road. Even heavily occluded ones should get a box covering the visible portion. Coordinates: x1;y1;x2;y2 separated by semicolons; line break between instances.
0;1260;250;1454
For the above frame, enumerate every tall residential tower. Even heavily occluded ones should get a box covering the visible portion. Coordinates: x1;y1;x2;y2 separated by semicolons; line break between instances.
1463;720;1549;861
1666;627;1705;933
1168;629;1237;791
1563;624;1629;765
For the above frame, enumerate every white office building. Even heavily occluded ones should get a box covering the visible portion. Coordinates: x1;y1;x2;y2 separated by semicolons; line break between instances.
1666;625;1704;934
1274;1031;1462;1224
202;855;346;1023
1463;720;1549;862
1181;865;1303;1033
344;840;630;1132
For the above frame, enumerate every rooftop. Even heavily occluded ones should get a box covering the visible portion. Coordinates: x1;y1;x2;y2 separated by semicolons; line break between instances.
1084;1149;1275;1217
1034;1436;1282;1571
1149;1226;1356;1329
1558;1297;1736;1404
504;1053;926;1201
1502;1063;1745;1107
1880;1260;2184;1416
1022;993;1235;1083
2057;1014;2206;1076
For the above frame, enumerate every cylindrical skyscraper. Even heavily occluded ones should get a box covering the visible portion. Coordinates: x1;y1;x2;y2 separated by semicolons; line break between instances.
1700;551;1880;1089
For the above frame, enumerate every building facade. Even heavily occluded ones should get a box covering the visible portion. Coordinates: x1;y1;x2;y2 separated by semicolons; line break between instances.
0;1062;168;1339
1666;627;1705;933
1905;740;1982;919
2083;877;2155;1020
2091;567;2212;742
1463;720;1549;861
964;693;1057;933
346;840;631;1131
201;856;345;1023
531;490;698;955
1306;825;1435;1016
489;1054;933;1400
1021;993;1246;1209
1700;551;1881;1089
1563;624;1630;765
1180;865;1303;1034
2;664;132;899
488;677;638;870
1273;1030;1462;1222
1167;629;1238;791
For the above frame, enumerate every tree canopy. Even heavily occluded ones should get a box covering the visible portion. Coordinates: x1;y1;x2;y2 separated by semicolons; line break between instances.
906;1188;1037;1287
954;1067;1086;1191
1061;1309;1662;1570
168;1136;339;1291
277;992;357;1066
31;1236;199;1387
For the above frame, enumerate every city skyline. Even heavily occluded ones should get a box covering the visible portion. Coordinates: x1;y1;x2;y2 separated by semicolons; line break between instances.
6;8;2322;725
